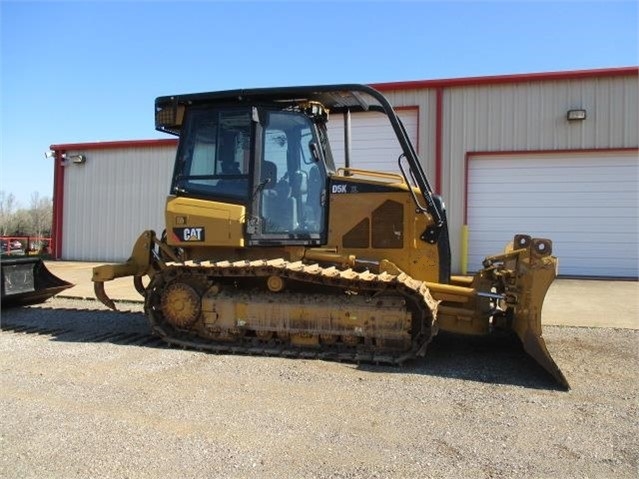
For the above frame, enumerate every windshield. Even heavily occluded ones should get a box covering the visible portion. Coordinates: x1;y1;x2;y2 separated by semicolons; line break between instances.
173;107;252;200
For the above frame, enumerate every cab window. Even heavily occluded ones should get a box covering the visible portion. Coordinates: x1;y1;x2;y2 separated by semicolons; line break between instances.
174;108;251;199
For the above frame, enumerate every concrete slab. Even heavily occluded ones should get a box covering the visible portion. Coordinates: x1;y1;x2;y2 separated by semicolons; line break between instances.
45;261;143;303
543;278;638;329
44;261;639;329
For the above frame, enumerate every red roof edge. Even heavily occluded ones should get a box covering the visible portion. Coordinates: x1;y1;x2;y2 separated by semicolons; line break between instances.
372;66;639;91
49;138;178;152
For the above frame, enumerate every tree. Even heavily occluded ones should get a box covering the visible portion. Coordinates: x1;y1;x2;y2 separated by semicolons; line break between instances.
10;209;31;237
29;192;52;239
0;191;52;239
0;191;16;236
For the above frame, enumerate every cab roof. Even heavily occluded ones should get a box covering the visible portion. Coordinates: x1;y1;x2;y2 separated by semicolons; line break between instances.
155;84;392;135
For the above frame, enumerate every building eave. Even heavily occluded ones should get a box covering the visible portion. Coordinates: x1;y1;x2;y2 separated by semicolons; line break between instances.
49;138;178;152
372;66;639;91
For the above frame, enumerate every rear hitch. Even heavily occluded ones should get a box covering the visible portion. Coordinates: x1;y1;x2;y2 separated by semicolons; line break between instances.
94;281;117;311
91;230;156;310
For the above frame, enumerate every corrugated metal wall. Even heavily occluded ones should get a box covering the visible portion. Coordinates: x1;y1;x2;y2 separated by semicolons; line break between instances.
383;75;638;272
383;90;437;181
326;109;419;172
62;146;176;261
441;76;638;271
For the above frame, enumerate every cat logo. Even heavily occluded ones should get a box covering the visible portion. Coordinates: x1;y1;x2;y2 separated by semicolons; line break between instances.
173;227;205;242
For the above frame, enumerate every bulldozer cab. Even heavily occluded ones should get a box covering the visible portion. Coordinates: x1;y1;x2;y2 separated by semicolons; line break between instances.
173;105;331;245
156;85;446;250
168;103;331;246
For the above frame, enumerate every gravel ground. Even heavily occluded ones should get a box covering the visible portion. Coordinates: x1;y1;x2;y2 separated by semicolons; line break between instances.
1;297;637;479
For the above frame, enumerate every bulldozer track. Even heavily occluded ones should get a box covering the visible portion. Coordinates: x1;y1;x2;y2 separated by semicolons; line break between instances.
145;258;439;365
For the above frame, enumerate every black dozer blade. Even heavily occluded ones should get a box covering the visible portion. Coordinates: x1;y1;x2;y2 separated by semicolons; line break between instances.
1;257;73;308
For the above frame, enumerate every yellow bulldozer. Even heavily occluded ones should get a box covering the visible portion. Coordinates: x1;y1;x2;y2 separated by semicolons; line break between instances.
93;84;568;389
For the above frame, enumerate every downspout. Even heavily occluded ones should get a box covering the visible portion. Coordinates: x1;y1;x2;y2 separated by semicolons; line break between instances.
51;149;65;259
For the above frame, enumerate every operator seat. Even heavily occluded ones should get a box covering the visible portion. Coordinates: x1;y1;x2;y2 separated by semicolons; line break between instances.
305;165;323;231
290;170;308;227
260;161;297;233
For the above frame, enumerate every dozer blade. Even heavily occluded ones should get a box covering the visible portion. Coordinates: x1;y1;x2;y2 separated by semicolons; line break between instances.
1;257;73;308
520;327;569;390
512;252;569;390
487;235;569;389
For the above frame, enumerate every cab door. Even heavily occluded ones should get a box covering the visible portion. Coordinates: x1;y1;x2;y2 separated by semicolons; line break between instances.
248;109;327;246
166;107;253;248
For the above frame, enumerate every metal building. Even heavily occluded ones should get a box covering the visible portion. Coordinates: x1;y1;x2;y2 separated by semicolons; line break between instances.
50;67;638;278
48;139;177;262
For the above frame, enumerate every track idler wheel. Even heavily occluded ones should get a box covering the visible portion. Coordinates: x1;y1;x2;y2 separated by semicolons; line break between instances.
160;282;201;329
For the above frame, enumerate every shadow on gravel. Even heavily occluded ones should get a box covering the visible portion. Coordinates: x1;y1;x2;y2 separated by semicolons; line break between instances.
358;332;563;391
2;305;561;390
0;305;166;348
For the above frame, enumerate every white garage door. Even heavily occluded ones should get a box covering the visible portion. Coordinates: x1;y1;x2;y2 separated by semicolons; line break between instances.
326;109;418;173
467;151;638;278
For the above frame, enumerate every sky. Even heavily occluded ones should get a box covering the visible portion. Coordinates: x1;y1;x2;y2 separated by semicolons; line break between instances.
1;0;637;207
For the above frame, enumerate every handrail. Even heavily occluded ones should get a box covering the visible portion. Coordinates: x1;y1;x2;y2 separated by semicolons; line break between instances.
336;167;406;183
398;156;429;213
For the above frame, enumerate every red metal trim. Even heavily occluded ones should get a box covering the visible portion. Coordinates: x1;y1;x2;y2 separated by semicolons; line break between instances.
373;66;638;92
49;138;177;152
51;151;65;259
435;88;444;194
463;147;639;224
